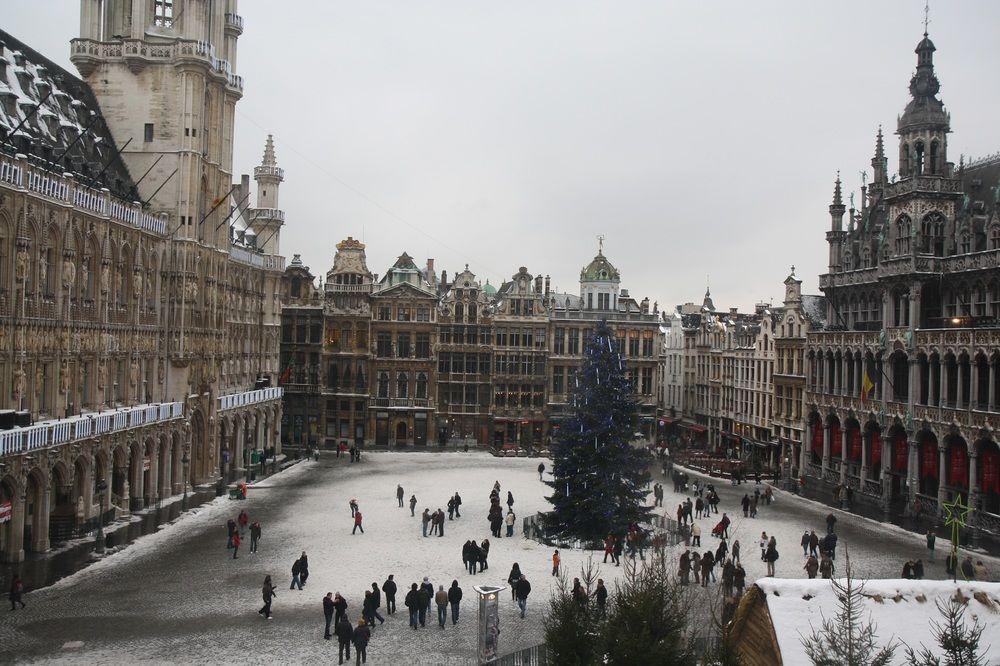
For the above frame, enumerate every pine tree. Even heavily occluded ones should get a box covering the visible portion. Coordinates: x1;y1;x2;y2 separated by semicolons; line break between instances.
905;597;988;666
801;557;897;666
545;320;653;543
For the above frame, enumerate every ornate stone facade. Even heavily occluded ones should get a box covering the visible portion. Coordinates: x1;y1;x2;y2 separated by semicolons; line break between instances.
0;2;283;563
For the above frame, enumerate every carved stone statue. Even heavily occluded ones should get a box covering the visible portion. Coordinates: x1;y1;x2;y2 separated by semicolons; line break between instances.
133;272;143;300
129;359;140;388
80;260;90;295
62;258;76;289
97;361;107;390
14;247;27;282
60;361;70;394
34;364;44;396
100;262;110;294
12;367;25;400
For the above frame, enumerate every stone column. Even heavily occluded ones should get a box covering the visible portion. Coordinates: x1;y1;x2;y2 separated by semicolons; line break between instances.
937;446;948;511
131;444;145;512
989;359;997;412
909;358;919;406
32;478;51;553
146;443;159;505
940;360;948;407
839;428;849;485
860;432;869;483
821;424;831;476
5;481;26;563
958;362;967;409
906;440;918;509
968;450;978;507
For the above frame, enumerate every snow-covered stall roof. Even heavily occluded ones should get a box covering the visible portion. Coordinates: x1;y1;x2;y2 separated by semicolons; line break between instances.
752;578;1000;665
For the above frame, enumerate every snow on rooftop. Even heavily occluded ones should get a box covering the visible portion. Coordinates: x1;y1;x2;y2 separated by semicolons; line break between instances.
754;577;1000;665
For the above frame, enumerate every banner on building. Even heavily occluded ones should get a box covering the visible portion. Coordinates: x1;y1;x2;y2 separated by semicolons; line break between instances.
0;501;11;524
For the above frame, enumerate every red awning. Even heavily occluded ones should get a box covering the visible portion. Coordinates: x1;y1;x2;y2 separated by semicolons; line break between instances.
681;423;708;434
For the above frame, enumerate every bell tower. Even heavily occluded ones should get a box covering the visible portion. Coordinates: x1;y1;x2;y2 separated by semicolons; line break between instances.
71;0;245;248
896;30;950;179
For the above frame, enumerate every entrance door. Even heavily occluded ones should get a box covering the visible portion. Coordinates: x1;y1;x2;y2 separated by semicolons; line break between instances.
414;415;427;446
375;414;389;446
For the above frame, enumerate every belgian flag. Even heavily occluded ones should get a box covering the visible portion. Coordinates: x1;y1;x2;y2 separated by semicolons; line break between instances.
861;357;876;403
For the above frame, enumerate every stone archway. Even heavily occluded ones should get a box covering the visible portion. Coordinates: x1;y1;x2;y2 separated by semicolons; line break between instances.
158;434;172;500
0;475;20;562
190;409;207;485
395;420;408;444
24;467;49;554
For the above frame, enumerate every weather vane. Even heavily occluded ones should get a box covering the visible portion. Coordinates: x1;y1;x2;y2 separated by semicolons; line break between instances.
597;234;605;254
923;0;930;35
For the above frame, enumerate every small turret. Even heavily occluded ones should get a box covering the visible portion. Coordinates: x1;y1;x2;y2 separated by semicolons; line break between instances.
829;172;845;231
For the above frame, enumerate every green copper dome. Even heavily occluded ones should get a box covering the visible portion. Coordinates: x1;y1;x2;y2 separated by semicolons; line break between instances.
580;251;620;282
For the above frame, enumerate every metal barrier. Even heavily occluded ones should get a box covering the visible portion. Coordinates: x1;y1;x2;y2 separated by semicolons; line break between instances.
494;644;547;666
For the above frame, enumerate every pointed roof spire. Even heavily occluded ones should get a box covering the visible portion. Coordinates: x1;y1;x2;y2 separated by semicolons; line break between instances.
874;125;884;161
832;171;843;206
262;134;277;166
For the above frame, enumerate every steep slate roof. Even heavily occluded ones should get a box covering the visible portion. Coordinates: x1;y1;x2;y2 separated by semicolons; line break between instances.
0;29;136;200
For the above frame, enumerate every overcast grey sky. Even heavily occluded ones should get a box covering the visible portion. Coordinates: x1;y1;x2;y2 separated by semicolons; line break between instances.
6;1;1000;311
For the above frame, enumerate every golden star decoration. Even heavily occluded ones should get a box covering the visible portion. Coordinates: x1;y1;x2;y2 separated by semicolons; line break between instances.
943;494;971;530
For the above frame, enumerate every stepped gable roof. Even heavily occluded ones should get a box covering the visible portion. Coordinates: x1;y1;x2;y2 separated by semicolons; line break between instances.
0;29;136;200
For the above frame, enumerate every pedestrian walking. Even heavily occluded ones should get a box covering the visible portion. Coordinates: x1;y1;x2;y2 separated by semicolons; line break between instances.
238;509;249;537
926;529;936;562
300;552;310;586
507;491;515;511
808;530;819;558
691;522;701;547
679;551;691;585
453;492;462;518
382;575;397;615
405;583;420;630
350;498;359;517
515;575;531;618
505;509;516;537
732;539;741;565
820;553;834;579
231;530;241;559
435;585;449;628
362;590;376;627
826;512;836;534
552;549;561;576
8;575;25;611
250;521;261;554
259;575;276;619
447;496;456;520
226;517;237;548
448;580;462;624
804;555;819;579
538;462;545;480
765;538;779;577
734;564;746;598
479;539;490;572
370;582;385;625
961;555;975;580
914;558;925;580
749;495;758;518
418;579;432;627
800;531;810;557
324;592;336;639
336;614;354;663
352;509;364;535
409;494;417;516
422;509;431;537
603;535;615;563
692;552;701;585
507;563;523;600
595;579;608;615
352;619;370;664
333;592;347;625
612;536;623;566
741;494;750;517
397;484;404;508
291;555;305;590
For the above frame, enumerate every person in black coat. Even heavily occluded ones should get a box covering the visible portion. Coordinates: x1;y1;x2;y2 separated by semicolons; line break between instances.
507;491;514;510
404;583;420;630
369;583;385;625
595;579;608;615
335;614;354;664
333;592;347;626
479;539;490;571
418;580;432;627
515;576;531;618
381;575;397;614
507;563;522;601
352;619;371;664
299;552;310;586
826;512;837;534
323;592;336;639
453;492;462;518
447;579;463;624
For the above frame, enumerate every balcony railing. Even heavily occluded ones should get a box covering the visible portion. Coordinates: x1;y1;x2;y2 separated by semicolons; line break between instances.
249;208;285;223
0;153;167;234
370;397;431;408
229;245;285;271
0;401;183;458
218;387;283;411
225;13;244;33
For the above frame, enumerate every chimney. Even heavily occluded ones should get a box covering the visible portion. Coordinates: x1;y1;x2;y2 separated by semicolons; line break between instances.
240;174;250;212
534;275;543;293
426;258;434;274
544;275;550;296
729;307;738;316
441;270;448;286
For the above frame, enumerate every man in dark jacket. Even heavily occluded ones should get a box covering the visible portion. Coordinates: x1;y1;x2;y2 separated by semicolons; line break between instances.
453;492;462;518
404;583;420;629
333;592;348;626
448;580;463;624
595;579;608;615
418;578;433;626
397;484;404;507
369;582;385;624
291;556;304;590
335;614;354;664
381;575;397;614
515;576;531;618
826;512;837;534
323;592;336;639
822;532;838;559
808;530;820;557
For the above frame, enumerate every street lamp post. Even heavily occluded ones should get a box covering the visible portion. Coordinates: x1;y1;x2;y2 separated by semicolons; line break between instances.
181;451;190;511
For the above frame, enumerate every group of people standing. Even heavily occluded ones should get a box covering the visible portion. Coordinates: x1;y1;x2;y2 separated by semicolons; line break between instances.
225;509;261;559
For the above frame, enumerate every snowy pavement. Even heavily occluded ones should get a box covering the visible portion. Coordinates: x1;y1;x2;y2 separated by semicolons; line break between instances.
3;451;998;665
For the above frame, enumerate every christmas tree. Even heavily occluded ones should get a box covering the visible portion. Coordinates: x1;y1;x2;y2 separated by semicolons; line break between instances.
545;320;653;543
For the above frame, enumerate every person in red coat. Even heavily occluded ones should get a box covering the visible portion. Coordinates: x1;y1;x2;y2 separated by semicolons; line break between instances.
353;510;364;534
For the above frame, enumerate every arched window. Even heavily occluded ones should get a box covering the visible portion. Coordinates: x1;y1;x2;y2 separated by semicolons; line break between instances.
929;140;939;175
377;372;389;398
468;303;477;323
914;141;925;175
416;372;428;399
327;364;338;389
396;372;408;398
895;216;912;255
990;224;1000;251
901;143;910;175
454;302;464;322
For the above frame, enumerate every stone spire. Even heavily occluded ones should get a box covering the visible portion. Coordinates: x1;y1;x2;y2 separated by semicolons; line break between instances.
262;134;277;166
829;172;846;232
872;126;887;184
